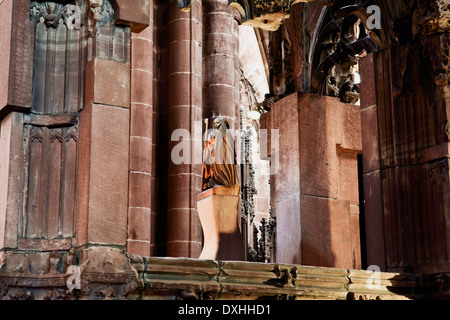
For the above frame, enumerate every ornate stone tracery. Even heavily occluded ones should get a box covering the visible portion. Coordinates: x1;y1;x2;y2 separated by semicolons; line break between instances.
310;0;379;103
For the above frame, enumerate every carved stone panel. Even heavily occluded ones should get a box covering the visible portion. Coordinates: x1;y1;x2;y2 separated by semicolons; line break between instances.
30;1;86;114
19;123;78;246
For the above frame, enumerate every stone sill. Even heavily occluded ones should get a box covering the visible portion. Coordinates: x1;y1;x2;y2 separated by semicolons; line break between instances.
128;256;417;300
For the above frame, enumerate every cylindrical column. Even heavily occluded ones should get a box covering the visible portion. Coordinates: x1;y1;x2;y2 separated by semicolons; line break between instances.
166;0;203;257
127;2;154;256
203;0;240;131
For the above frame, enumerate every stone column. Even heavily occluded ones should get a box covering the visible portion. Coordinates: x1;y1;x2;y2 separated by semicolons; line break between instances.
76;1;150;249
261;92;362;269
127;2;154;257
203;0;240;131
166;0;203;257
359;52;386;270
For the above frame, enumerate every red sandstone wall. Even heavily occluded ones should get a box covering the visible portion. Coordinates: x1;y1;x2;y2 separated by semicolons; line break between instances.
261;92;362;269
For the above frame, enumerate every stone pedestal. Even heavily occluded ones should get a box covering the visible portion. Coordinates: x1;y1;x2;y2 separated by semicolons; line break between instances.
197;186;244;261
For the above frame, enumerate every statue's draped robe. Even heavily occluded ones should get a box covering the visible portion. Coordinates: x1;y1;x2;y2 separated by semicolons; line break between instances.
201;120;238;191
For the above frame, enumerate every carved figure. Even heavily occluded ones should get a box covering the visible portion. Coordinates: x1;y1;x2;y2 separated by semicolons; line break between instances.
201;118;239;191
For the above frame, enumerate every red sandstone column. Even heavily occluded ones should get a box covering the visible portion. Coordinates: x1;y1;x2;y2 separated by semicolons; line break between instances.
127;2;154;257
166;0;203;257
76;2;151;249
359;52;386;270
203;0;240;130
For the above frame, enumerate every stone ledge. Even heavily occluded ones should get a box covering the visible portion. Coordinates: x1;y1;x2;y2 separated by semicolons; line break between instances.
129;257;418;300
0;251;441;300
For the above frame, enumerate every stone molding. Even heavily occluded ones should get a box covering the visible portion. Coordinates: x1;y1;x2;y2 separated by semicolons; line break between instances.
0;246;138;300
129;256;417;300
2;250;448;300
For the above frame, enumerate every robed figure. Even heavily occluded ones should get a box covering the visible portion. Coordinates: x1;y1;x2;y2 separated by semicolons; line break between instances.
201;118;239;191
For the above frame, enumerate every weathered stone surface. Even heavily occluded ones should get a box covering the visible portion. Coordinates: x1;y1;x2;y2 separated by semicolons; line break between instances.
0;112;23;249
0;0;13;113
2;0;34;116
85;58;130;109
113;0;151;32
77;104;129;246
262;93;301;265
263;93;361;268
127;257;417;300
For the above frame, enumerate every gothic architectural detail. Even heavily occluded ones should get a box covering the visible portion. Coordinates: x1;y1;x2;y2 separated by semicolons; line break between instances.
269;24;294;96
310;0;378;103
257;217;276;262
86;0;131;62
1;0;450;302
30;1;80;29
430;159;450;185
415;1;450;94
413;0;450;38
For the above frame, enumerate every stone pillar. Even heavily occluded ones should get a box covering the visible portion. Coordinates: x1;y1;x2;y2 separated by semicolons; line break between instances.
0;113;23;250
261;92;362;269
166;0;203;257
76;1;150;249
260;93;302;265
203;0;240;130
359;52;386;270
127;2;154;257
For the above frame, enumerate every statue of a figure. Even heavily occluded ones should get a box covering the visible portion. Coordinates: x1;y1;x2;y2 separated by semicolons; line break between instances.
201;118;239;191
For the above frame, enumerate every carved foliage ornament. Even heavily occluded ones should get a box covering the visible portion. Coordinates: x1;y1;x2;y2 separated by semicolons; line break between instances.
30;0;115;34
30;1;85;30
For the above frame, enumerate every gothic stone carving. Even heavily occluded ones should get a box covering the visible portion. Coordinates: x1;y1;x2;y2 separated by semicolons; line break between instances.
413;0;450;38
310;1;378;103
30;1;81;29
415;1;450;90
